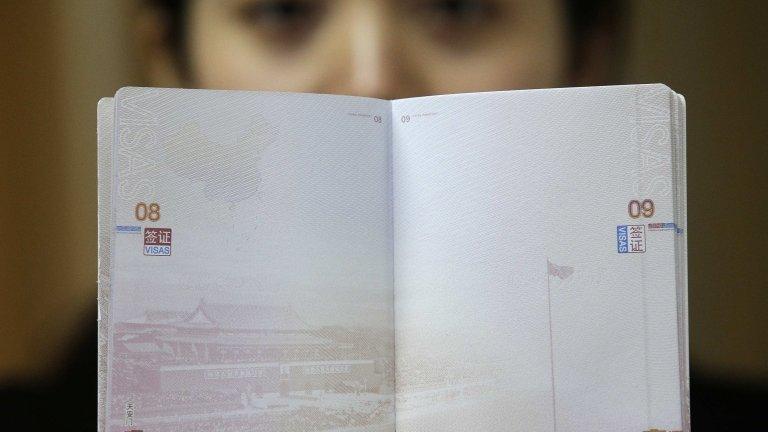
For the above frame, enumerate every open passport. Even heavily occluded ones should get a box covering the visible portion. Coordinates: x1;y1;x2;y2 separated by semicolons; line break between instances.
98;85;689;432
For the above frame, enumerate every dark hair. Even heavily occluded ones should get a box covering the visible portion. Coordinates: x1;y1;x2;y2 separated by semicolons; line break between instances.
148;0;627;81
564;0;627;77
148;0;189;74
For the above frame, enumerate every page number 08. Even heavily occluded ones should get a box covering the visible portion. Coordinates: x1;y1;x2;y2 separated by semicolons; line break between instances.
628;199;654;218
135;202;161;222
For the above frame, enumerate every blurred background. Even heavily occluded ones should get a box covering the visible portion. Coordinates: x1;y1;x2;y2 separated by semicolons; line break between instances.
1;0;766;429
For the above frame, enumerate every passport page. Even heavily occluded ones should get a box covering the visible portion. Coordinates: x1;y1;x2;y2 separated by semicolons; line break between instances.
392;84;687;432
98;97;115;432
104;88;395;432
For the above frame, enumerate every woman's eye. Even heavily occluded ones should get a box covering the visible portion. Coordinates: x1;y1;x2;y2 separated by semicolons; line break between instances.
412;0;504;49
236;0;325;46
417;0;499;27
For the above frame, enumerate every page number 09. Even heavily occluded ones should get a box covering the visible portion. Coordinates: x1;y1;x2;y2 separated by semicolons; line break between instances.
628;199;654;218
135;202;161;222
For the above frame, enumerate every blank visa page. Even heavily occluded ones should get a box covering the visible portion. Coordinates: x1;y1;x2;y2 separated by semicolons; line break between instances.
391;85;684;432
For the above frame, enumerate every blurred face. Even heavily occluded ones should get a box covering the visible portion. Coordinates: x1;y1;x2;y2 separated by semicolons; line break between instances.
150;0;571;98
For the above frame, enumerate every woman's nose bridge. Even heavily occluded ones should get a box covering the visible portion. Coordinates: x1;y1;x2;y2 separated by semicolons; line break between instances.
344;0;402;96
